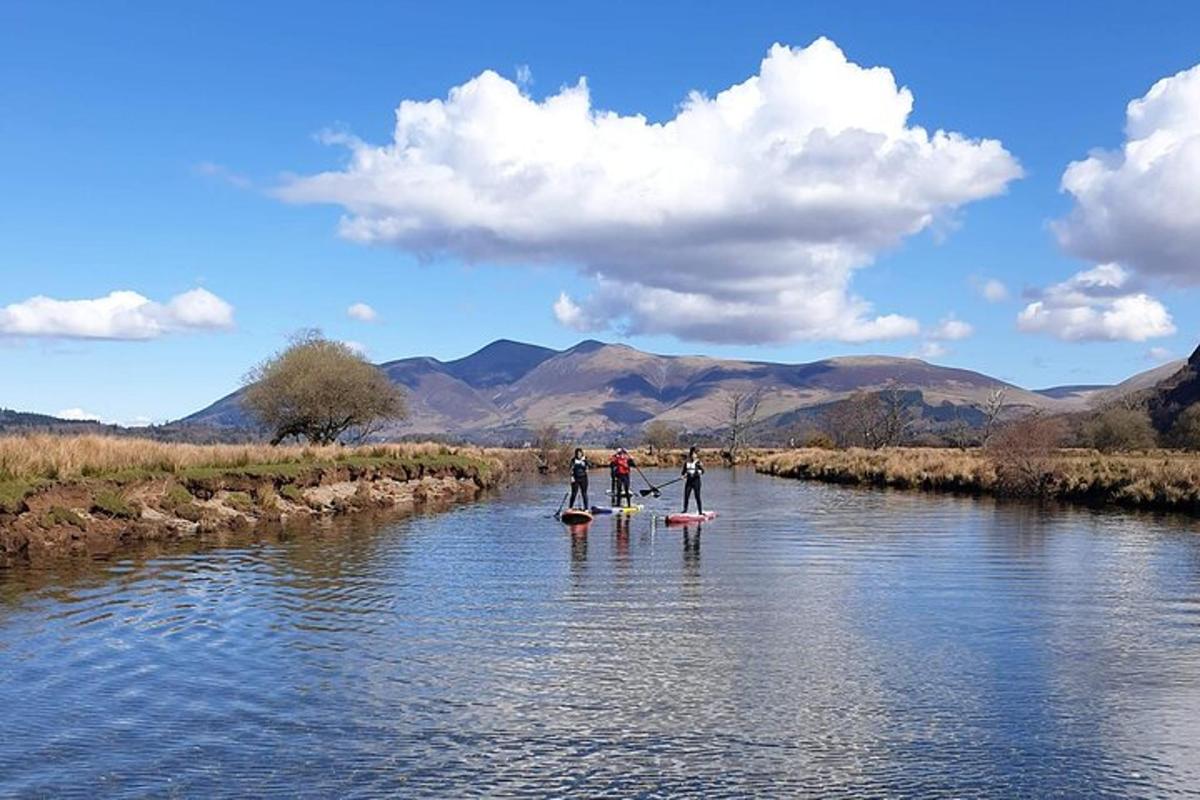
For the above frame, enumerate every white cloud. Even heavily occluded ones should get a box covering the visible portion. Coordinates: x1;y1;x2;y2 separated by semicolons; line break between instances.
347;302;378;322
914;341;948;359
194;161;252;189
1146;346;1173;362
1053;62;1200;284
979;278;1009;302
277;38;1021;344
56;407;102;421
1017;264;1175;342
0;288;235;340
929;316;973;340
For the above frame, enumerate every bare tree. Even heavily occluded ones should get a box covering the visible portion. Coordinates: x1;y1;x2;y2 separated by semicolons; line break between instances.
823;391;885;448
985;412;1066;495
877;384;915;447
533;424;570;472
722;389;763;463
642;420;680;455
980;387;1008;446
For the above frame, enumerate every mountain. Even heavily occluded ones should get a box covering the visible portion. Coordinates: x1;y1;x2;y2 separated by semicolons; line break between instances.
180;338;1175;444
1147;345;1200;432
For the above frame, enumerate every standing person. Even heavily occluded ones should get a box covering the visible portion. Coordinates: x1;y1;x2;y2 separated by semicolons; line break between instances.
609;450;621;507
610;447;636;507
568;448;591;510
681;446;704;514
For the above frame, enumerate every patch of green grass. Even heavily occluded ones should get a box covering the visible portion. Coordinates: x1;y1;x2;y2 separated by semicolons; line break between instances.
175;503;204;522
41;505;85;528
224;491;254;513
0;479;45;515
279;484;305;504
91;490;137;520
162;483;194;510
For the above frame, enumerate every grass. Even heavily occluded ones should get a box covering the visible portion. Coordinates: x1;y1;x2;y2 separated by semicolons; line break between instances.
90;490;137;519
757;447;1200;512
0;435;492;482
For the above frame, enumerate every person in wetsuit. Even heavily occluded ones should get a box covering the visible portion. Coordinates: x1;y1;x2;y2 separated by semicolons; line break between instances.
610;447;636;507
568;448;591;510
681;446;704;514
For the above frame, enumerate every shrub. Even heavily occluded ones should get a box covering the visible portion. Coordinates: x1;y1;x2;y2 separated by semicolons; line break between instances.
1084;406;1158;453
985;413;1066;495
1169;404;1200;451
802;432;837;450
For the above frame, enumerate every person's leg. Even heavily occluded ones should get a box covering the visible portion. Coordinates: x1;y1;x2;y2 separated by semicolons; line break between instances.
695;478;703;514
621;474;631;506
683;480;694;512
569;481;580;509
581;476;589;509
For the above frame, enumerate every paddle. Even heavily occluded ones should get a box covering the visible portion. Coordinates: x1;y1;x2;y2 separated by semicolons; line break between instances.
549;489;569;519
639;474;684;497
633;464;658;498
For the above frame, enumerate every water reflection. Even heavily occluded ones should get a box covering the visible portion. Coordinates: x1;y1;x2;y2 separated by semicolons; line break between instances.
1;469;1199;796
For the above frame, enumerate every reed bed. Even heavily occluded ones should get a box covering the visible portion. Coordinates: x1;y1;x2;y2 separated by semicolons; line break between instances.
0;434;508;483
757;448;1200;512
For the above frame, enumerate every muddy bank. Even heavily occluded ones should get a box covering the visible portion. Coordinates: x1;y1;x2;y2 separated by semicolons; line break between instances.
0;454;522;561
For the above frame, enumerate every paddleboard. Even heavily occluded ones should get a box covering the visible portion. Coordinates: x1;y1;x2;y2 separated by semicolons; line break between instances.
664;511;717;524
560;509;594;525
590;505;644;515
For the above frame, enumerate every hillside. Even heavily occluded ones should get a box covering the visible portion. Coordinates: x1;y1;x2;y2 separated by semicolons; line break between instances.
178;339;1178;444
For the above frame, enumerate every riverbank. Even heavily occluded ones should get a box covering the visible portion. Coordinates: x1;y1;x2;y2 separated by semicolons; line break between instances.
0;436;534;560
757;447;1200;514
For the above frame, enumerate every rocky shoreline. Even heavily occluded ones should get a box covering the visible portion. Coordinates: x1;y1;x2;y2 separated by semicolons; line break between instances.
0;454;516;561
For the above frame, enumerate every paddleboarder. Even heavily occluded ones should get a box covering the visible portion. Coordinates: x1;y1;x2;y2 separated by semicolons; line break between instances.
609;447;636;507
681;446;704;515
568;448;592;510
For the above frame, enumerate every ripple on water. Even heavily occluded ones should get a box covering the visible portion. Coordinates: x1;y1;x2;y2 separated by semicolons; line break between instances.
2;469;1200;797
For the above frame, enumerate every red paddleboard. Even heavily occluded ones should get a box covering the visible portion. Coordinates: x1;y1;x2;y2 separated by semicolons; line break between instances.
664;511;717;524
560;509;594;525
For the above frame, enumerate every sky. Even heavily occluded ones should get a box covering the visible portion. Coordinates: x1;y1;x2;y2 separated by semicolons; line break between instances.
2;0;1200;424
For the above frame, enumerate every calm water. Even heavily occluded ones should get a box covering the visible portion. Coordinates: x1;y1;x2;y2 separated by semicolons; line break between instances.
3;468;1200;798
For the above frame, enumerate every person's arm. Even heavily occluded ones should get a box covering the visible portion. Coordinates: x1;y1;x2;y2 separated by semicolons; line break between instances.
697;460;705;475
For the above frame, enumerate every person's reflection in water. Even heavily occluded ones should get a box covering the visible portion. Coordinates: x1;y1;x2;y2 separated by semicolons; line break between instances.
682;523;701;575
569;525;588;569
614;514;631;563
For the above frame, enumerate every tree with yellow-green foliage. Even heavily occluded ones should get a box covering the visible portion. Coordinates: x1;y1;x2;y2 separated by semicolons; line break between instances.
242;330;405;445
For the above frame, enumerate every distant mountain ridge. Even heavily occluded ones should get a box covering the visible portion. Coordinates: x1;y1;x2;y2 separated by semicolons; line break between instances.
179;339;1184;444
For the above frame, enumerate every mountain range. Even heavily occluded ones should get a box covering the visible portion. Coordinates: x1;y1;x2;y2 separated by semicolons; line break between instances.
177;339;1191;444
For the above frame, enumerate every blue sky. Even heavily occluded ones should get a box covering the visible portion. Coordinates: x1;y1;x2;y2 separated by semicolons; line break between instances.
2;0;1199;423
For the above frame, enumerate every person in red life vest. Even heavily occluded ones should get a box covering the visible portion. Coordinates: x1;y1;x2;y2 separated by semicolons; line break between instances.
609;447;636;507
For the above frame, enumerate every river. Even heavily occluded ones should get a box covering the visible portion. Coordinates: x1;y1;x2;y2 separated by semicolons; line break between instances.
2;468;1200;797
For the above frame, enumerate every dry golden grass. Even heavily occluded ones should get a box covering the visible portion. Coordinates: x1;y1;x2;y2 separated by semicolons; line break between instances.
0;434;516;482
757;447;1200;512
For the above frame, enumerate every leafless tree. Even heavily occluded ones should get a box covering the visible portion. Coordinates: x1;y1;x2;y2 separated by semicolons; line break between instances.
985;412;1066;495
642;420;680;455
722;388;763;463
980;387;1008;446
877;384;915;447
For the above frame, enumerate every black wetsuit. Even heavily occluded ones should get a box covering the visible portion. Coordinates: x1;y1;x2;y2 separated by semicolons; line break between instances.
682;458;704;514
569;457;590;509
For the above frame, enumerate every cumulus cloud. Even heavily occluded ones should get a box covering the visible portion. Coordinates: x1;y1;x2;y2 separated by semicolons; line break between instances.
0;288;235;340
277;38;1021;344
347;302;378;322
1145;346;1173;362
56;408;102;421
977;278;1009;302
929;316;973;341
1053;62;1200;284
1017;264;1175;342
914;341;948;360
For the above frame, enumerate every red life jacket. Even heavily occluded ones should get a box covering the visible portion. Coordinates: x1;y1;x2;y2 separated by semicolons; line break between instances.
612;453;631;475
